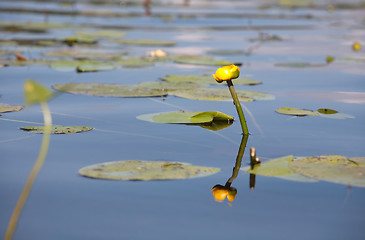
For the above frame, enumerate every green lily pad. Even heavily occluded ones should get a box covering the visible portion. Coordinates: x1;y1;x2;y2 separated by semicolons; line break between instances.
78;160;220;181
45;49;126;60
137;111;234;124
62;36;97;45
113;39;176;46
316;108;355;119
206;49;247;55
276;107;319;116
52;83;168;98
0;104;23;113
275;62;327;68
20;126;93;134
116;57;154;68
161;75;261;86
138;80;205;90
75;30;126;39
168;88;273;101
76;62;116;72
24;80;53;105
173;55;234;66
241;155;316;182
289;155;365;187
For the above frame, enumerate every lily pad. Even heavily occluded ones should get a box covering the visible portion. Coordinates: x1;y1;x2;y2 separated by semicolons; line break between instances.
138;80;204;90
276;107;319;116
168;88;274;101
207;49;247;55
289;155;365;187
116;57;154;68
52;83;168;98
0;104;23;113
20;126;93;134
241;155;316;182
161;75;261;86
173;55;234;66
78;160;220;181
275;62;327;68
62;36;97;45
76;62;116;72
316;108;355;119
75;30;126;39
137;111;234;124
45;49;126;60
24;80;53;105
113;39;176;46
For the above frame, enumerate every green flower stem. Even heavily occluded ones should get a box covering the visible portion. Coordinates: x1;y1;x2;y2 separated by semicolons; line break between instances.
5;102;52;240
226;80;249;135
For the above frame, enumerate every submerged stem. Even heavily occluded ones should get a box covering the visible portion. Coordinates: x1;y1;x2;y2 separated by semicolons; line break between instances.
226;80;249;135
5;102;52;240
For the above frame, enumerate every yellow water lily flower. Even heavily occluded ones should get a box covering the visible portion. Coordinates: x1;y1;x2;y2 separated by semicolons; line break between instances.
212;65;240;83
352;42;361;52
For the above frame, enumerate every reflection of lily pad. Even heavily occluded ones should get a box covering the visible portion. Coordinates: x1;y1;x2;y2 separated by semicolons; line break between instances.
161;75;261;86
137;111;234;124
79;160;220;181
242;155;317;182
20;126;93;134
0;104;23;113
168;88;273;101
113;39;176;46
173;55;234;66
276;107;319;116
52;83;168;98
289;155;365;187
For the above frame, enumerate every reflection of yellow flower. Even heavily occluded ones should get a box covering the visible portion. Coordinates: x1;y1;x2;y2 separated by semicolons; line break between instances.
211;185;237;202
352;42;361;52
212;65;240;83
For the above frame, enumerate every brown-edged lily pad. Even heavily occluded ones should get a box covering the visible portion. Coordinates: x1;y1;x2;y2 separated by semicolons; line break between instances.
20;126;93;134
78;160;220;181
52;83;168;98
0;104;23;113
289;155;365;187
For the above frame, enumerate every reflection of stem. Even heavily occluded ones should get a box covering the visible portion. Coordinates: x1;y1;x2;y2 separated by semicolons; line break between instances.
226;134;249;187
226;80;249;135
5;102;52;240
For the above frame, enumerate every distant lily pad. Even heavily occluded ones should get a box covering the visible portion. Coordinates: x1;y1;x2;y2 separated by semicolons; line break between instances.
316;108;355;119
78;160;220;181
50;60;116;72
45;49;126;60
137;111;234;124
0;104;23;113
276;107;319;116
116;57;154;68
75;30;126;39
20;126;93;134
138;80;204;90
241;155;317;182
173;55;234;66
52;83;168;98
62;36;97;45
161;75;261;86
113;39;176;46
168;88;273;101
206;49;247;55
275;62;327;68
289;155;365;187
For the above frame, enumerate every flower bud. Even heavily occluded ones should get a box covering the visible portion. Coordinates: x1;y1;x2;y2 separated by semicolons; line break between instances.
212;65;240;83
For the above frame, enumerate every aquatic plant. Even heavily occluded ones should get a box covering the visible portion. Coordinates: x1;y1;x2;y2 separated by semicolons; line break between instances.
213;65;249;135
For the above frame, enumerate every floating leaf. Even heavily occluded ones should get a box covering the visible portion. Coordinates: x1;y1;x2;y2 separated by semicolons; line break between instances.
75;30;126;39
316;108;355;119
173;55;234;66
276;107;319;116
137;111;234;124
52;83;168;98
317;108;338;114
24;80;53;105
138;80;204;90
241;155;316;182
78;160;220;181
161;75;261;86
76;62;116;72
62;36;97;45
289;155;365;187
0;104;23;113
113;39;176;46
275;62;327;68
20;126;93;134
45;49;126;60
168;88;273;101
207;49;247;55
116;57;154;68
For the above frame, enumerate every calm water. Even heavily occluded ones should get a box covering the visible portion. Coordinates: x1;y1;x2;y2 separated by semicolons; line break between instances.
1;1;365;239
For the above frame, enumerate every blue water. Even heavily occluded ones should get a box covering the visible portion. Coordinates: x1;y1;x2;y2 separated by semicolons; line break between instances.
1;1;365;240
